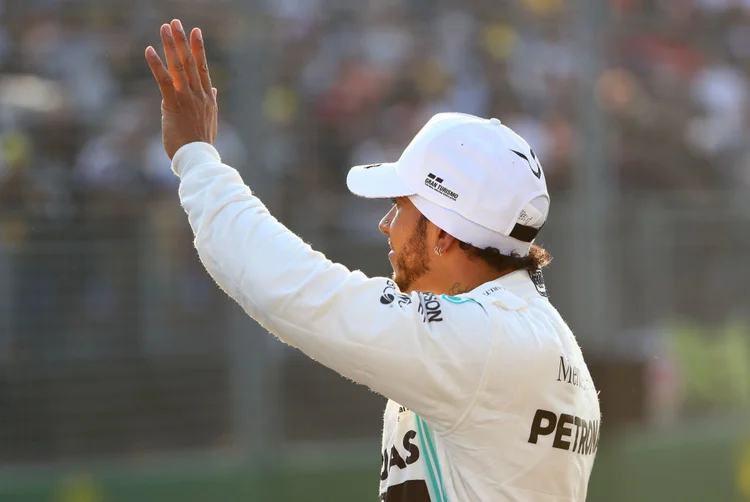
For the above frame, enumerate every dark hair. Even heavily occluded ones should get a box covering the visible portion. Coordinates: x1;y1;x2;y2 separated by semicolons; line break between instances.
457;241;552;274
418;214;552;274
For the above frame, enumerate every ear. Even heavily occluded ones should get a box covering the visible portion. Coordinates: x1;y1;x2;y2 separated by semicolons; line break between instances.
436;229;459;254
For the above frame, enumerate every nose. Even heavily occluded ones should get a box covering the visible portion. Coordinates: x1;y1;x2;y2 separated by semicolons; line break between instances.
379;206;395;235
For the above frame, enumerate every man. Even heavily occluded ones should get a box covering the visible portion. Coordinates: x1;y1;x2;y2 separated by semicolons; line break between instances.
145;20;601;502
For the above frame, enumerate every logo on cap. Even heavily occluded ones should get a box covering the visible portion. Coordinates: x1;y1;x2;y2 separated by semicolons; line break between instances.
511;149;542;180
424;173;459;201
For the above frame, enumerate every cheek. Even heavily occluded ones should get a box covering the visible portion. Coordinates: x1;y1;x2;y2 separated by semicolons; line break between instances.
389;218;407;249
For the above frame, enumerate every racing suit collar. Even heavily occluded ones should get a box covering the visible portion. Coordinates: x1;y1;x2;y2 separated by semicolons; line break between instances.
471;268;549;300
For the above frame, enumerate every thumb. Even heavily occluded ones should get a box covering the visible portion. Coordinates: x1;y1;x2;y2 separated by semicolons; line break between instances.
212;87;217;99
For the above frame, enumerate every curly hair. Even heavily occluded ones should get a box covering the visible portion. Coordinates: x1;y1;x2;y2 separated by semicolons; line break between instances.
417;214;552;274
457;241;552;274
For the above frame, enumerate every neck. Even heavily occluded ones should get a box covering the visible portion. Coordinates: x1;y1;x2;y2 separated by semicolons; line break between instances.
411;266;515;296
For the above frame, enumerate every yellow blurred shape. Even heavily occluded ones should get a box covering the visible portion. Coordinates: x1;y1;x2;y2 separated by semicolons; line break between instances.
263;85;298;125
668;320;750;408
482;24;517;61
523;0;563;15
56;472;104;502
1;131;32;169
739;440;750;499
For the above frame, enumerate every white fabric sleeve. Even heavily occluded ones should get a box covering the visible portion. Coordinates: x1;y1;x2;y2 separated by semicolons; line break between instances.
171;142;494;432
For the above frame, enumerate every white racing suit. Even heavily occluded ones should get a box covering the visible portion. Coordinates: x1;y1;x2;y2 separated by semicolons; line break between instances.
172;143;601;502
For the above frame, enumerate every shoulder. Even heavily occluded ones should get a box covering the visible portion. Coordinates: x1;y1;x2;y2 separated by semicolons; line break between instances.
443;287;529;314
443;284;564;351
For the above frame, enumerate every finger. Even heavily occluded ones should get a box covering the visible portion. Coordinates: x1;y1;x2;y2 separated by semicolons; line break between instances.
170;19;203;94
191;28;213;94
161;24;189;92
145;46;179;109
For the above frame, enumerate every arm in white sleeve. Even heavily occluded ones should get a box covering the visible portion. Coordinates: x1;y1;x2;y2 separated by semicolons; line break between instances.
172;142;494;432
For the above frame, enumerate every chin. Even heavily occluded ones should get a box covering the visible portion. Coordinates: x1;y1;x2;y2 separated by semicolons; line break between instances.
392;274;411;293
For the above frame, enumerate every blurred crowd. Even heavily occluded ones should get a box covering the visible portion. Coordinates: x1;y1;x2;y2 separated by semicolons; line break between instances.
263;0;750;217
1;0;750;355
2;0;750;224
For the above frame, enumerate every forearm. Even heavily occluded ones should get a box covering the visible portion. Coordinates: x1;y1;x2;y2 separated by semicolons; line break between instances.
173;142;344;335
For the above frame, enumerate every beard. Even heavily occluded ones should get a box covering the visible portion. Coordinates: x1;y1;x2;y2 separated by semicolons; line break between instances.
392;216;431;293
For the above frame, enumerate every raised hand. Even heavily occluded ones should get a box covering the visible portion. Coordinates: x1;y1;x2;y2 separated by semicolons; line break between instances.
145;19;218;160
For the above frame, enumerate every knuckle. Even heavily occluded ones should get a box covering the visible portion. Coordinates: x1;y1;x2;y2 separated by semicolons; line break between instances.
161;99;177;112
199;62;210;73
159;74;173;86
185;56;197;68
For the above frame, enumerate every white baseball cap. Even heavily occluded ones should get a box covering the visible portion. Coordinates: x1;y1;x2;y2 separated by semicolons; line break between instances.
346;112;550;257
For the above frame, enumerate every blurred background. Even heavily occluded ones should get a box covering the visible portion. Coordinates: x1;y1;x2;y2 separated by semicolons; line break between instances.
0;0;749;500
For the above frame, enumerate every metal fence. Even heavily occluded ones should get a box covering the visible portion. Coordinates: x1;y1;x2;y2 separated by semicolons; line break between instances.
1;194;749;469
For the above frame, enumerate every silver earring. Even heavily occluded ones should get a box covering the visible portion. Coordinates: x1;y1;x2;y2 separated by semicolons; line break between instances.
434;246;443;256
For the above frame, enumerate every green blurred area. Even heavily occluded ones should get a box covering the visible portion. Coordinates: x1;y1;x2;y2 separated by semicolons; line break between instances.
2;417;748;502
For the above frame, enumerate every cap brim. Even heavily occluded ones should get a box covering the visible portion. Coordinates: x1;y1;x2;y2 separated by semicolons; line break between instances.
346;162;416;199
